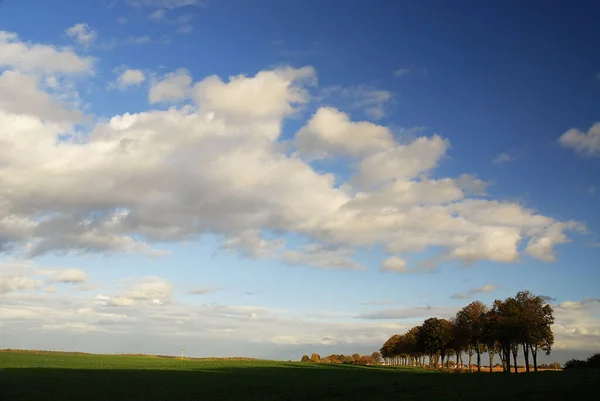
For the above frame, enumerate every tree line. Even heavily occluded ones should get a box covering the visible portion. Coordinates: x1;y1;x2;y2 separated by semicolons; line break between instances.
380;290;555;373
301;352;382;365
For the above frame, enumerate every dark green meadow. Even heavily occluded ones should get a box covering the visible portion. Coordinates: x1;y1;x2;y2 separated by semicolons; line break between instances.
0;351;597;401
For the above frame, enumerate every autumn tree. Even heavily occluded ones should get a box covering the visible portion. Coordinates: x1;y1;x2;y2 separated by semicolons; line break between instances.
419;317;453;368
310;353;321;363
301;354;309;362
455;301;487;371
359;355;373;365
371;351;382;365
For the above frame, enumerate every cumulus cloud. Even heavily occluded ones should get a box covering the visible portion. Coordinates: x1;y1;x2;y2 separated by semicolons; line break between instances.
149;68;192;103
48;268;88;284
0;70;83;123
116;69;146;90
295;107;394;159
193;66;315;120
0;31;93;74
559;122;600;157
0;35;582;268
65;23;97;46
451;284;497;300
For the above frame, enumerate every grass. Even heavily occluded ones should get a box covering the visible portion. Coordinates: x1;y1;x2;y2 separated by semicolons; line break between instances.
1;351;598;400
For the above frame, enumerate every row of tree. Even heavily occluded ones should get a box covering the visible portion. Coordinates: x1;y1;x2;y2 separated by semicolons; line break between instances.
380;290;555;373
301;352;382;365
564;353;600;369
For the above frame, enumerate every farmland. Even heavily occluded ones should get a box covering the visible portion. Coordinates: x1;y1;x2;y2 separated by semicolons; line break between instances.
1;351;598;400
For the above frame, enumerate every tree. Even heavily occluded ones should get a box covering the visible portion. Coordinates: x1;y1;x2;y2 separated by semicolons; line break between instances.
371;351;382;365
359;355;373;365
490;298;521;373
455;301;487;371
301;354;309;362
351;353;361;364
310;353;321;363
418;318;453;369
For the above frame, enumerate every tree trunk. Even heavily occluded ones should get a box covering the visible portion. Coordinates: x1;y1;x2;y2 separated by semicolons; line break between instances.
489;350;494;372
468;351;473;370
530;345;538;372
504;346;511;373
476;349;481;372
456;351;460;368
512;350;518;373
523;343;530;373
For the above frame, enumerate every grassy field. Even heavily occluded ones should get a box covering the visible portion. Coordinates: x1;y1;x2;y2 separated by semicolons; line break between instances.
1;351;598;400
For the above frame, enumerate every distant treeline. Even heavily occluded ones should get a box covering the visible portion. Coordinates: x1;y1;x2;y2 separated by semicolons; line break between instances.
564;353;600;369
301;352;382;365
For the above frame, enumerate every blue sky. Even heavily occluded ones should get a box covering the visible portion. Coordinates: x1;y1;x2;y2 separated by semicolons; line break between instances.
0;0;599;362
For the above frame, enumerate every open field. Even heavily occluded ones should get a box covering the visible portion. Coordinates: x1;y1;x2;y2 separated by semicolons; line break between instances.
0;351;597;401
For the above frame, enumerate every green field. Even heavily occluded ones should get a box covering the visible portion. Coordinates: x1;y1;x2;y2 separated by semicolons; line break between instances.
0;351;597;400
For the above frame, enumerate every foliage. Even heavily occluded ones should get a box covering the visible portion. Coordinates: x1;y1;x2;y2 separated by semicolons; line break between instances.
309;353;321;363
301;354;309;362
564;353;600;369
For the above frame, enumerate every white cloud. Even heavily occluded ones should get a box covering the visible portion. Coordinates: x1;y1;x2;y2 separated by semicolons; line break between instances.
0;70;83;123
379;256;407;273
48;268;88;284
0;48;581;267
193;66;315;121
492;151;519;164
451;284;497;299
102;277;172;307
150;9;166;19
44;285;59;293
0;275;41;294
117;17;128;24
283;244;364;270
353;135;449;188
149;68;192;103
394;68;411;77
65;23;97;46
221;230;283;259
295;107;394;159
559;122;600;157
0;31;93;75
116;69;146;90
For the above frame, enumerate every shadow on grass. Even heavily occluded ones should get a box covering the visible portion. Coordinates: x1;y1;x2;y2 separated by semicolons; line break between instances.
0;364;597;401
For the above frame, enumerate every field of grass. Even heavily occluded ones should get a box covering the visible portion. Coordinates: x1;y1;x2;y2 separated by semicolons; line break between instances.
1;351;598;400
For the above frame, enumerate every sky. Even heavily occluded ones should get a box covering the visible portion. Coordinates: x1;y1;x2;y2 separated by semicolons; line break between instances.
0;0;599;363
